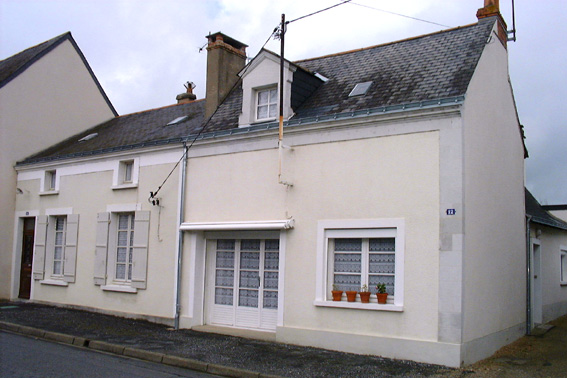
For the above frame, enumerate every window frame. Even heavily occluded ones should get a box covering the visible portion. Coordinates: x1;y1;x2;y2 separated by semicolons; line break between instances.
255;87;278;122
40;170;59;195
112;158;139;189
561;247;567;286
314;219;405;311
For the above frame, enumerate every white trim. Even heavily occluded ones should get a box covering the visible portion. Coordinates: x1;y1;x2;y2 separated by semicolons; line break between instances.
315;219;405;310
101;285;138;293
39;279;68;287
45;207;73;216
560;246;567;286
39;190;59;196
106;203;141;212
112;157;140;188
180;219;294;231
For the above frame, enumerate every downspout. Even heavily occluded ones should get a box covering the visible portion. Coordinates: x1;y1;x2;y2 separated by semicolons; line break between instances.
174;142;188;330
526;215;532;335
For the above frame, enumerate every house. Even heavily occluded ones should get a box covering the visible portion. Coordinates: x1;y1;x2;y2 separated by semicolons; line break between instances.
526;190;567;327
10;1;532;367
0;32;116;300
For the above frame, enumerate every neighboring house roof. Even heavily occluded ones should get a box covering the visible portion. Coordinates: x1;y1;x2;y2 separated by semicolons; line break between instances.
19;100;205;165
542;204;567;211
17;17;497;166
526;188;567;230
206;17;495;130
0;32;117;116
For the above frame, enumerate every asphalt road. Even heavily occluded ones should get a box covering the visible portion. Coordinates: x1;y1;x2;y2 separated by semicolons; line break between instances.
0;331;219;378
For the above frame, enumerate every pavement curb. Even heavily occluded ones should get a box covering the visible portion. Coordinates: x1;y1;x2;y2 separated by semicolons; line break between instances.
0;321;285;378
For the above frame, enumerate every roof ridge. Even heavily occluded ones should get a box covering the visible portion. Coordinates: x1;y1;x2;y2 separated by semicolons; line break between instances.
294;20;483;64
116;98;206;119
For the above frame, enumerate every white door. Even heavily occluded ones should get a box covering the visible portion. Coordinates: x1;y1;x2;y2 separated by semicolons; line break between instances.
531;242;542;326
206;238;279;331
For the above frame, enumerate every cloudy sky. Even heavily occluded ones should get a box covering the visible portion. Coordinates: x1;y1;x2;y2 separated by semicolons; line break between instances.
1;0;566;204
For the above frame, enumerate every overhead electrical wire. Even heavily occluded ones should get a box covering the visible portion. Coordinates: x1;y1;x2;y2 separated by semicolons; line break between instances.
151;0;451;201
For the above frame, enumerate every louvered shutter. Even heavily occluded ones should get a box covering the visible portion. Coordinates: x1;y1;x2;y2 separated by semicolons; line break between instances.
94;212;110;285
63;214;79;283
131;211;150;289
33;215;48;280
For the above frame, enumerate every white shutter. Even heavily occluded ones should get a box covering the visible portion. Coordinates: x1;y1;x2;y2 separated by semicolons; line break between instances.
33;215;48;280
94;212;110;285
63;214;79;283
131;210;150;289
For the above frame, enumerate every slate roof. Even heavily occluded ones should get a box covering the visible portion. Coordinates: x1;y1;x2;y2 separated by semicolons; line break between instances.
20;100;205;165
526;189;567;231
206;17;495;130
18;17;497;166
0;32;116;115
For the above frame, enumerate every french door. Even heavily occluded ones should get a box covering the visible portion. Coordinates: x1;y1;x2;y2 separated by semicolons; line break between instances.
206;238;279;331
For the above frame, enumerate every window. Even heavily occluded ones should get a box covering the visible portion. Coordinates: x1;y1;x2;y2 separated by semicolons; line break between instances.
33;214;79;285
315;219;404;311
256;87;277;121
123;161;133;183
561;248;567;285
113;159;138;189
331;237;395;294
52;216;66;276
94;210;150;292
115;213;134;281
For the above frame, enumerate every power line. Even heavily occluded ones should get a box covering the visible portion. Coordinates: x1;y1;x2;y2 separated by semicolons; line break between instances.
287;0;352;24
348;2;452;29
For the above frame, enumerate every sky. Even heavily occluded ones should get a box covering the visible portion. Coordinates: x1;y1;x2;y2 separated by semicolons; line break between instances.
1;0;566;204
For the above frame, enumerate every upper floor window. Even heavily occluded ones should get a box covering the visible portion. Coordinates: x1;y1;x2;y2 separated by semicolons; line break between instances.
112;158;139;189
122;160;134;183
256;87;277;121
561;248;567;285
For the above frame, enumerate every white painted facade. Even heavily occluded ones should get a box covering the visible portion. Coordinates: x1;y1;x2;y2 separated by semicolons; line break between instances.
1;36;115;299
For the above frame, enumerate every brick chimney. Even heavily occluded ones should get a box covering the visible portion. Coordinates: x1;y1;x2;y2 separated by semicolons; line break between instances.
477;0;508;48
176;81;197;104
205;32;248;119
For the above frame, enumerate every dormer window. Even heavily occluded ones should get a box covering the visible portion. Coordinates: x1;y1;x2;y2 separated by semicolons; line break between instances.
256;87;278;121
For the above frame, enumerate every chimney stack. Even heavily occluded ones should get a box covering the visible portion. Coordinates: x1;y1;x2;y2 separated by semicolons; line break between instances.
176;81;197;104
477;0;508;48
204;32;248;119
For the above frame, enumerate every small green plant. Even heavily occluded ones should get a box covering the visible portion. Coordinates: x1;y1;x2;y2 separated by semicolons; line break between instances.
376;283;387;294
360;284;369;293
332;284;340;291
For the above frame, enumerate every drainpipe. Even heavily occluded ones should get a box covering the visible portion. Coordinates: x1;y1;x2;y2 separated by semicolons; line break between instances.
526;215;532;335
174;142;188;330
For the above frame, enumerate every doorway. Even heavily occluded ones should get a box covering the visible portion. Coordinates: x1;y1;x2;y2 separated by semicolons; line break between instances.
18;218;35;299
205;238;279;331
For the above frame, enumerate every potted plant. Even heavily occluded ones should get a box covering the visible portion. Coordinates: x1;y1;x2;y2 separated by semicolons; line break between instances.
331;284;343;301
376;283;388;304
359;284;371;303
345;288;358;302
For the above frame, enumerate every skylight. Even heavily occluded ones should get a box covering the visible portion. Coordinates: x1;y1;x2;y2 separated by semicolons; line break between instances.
167;115;189;126
314;72;329;82
78;133;98;142
349;81;372;97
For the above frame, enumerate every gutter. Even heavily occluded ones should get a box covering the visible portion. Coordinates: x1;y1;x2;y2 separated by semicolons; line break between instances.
174;142;188;330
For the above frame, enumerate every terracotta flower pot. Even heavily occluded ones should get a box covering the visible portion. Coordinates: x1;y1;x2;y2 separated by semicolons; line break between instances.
345;291;357;302
377;293;388;304
331;290;343;301
359;291;371;303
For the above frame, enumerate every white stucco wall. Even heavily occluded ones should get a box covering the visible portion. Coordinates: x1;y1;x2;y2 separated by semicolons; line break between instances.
460;26;526;363
1;39;115;299
13;149;182;322
181;120;451;363
530;226;567;322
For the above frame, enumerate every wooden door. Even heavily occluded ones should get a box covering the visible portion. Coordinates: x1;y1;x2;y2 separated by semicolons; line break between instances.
18;218;35;299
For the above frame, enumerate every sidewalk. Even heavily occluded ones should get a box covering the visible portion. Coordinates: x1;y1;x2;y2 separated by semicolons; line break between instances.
1;301;566;377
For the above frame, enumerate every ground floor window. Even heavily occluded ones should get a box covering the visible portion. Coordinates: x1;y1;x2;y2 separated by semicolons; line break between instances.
315;219;404;310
